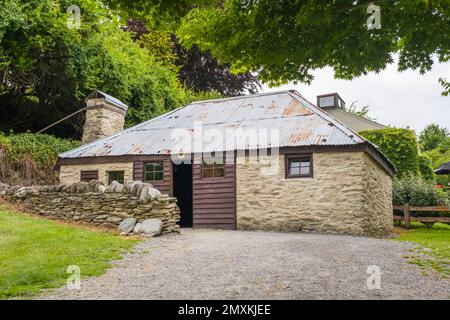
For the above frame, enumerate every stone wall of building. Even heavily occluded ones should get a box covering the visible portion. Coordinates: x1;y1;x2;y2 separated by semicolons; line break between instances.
236;152;393;237
59;162;134;185
1;181;180;234
362;153;393;236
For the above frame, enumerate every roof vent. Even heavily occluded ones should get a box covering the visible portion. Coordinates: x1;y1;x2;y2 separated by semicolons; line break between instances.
317;93;346;109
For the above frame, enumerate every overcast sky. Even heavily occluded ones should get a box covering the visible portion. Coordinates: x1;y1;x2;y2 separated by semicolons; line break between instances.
261;60;450;134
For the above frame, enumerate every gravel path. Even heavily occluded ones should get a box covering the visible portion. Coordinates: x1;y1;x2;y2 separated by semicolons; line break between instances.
42;229;450;300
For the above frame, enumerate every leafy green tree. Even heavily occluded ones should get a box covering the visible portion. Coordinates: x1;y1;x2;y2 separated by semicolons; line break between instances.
440;78;450;96
418;153;436;182
104;1;450;93
419;124;449;152
122;19;260;96
0;0;192;138
175;0;450;90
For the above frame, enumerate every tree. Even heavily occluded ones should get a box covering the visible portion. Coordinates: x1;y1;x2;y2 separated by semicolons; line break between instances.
104;1;450;93
122;19;260;96
0;0;191;138
175;0;450;90
418;153;436;182
345;102;375;120
419;124;449;152
172;37;260;96
440;78;450;96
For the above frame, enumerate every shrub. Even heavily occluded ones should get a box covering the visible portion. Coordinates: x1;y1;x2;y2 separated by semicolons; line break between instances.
0;132;80;185
393;173;449;217
359;128;419;177
418;153;436;182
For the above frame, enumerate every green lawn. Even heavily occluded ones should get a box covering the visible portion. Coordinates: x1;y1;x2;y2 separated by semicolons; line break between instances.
0;205;138;299
394;222;450;277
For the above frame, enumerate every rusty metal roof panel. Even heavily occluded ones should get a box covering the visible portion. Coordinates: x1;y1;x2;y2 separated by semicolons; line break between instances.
60;90;367;158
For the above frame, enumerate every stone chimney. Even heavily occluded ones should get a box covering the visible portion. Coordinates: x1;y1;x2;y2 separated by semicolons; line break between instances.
82;91;128;144
317;93;346;109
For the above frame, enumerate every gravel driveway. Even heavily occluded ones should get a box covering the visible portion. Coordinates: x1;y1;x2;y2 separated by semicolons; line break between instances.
42;229;450;300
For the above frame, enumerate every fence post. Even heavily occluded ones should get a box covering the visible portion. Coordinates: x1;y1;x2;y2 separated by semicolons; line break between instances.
404;203;410;229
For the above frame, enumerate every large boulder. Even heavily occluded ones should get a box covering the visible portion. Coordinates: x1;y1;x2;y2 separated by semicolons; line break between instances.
133;222;142;234
118;218;137;234
130;181;153;197
88;180;102;192
97;185;106;193
105;181;124;193
68;181;90;193
140;218;163;236
138;186;161;204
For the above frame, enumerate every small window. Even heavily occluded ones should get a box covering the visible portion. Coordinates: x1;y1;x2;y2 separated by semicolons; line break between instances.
202;157;225;179
80;170;98;182
286;155;313;178
108;171;124;184
144;161;164;181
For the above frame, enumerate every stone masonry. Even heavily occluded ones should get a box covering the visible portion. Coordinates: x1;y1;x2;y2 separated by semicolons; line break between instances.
59;162;134;185
1;181;180;234
236;152;393;237
82;98;126;144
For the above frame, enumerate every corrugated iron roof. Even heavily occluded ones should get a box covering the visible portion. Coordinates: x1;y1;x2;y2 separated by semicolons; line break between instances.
60;90;368;158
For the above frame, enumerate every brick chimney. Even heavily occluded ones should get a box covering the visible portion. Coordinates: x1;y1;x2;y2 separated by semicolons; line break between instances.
82;91;128;144
317;93;346;109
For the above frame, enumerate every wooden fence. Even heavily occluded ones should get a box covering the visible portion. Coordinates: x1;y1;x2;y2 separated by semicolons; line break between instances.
393;204;450;228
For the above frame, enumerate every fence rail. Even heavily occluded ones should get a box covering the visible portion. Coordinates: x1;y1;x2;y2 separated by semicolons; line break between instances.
393;204;450;228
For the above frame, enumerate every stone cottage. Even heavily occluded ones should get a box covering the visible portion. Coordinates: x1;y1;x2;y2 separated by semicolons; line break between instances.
56;90;395;237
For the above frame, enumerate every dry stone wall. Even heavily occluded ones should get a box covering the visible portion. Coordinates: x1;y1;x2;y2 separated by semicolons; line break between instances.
0;180;180;234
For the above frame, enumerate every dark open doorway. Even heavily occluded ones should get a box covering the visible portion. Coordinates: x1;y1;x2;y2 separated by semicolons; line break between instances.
173;163;193;227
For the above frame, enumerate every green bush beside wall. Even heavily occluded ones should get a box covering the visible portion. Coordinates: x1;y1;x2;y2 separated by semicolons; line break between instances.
359;128;420;177
0;132;80;185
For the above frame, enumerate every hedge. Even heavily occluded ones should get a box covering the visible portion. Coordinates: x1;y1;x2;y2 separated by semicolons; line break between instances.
359;128;419;177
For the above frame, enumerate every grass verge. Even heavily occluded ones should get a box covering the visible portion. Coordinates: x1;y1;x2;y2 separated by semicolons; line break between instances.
0;205;138;299
393;222;450;277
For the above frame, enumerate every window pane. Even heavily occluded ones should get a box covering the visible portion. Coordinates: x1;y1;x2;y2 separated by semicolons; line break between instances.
203;168;214;178
145;172;154;181
154;162;163;171
290;166;300;175
145;163;154;171
214;167;225;177
154;172;163;181
290;160;301;168
300;166;310;175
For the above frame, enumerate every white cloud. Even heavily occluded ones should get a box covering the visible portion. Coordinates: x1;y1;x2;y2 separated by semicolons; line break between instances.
262;61;450;133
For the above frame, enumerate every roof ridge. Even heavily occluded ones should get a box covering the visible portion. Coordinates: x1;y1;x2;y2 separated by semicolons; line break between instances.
287;90;365;144
188;90;293;105
330;107;386;128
